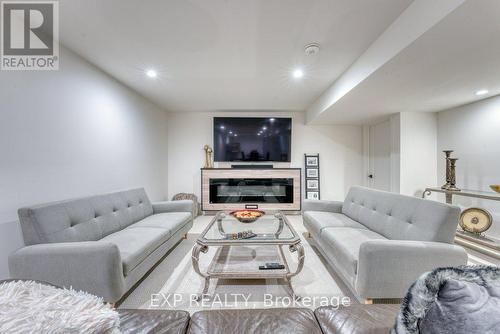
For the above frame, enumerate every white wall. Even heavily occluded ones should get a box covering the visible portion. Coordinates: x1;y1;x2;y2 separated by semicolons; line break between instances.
389;113;401;193
0;47;169;279
167;111;363;202
399;112;438;196
438;96;500;239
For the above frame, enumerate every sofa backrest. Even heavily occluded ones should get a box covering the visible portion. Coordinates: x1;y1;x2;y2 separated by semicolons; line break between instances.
342;186;460;243
18;188;153;245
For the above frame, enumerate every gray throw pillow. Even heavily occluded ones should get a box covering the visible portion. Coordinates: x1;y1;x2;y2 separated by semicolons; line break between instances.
419;279;500;334
392;265;500;334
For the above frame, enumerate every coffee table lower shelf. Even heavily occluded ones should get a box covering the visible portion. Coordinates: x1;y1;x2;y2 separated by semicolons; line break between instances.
192;243;304;300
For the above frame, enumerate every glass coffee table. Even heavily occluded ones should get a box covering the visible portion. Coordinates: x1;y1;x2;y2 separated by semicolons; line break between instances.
192;211;304;299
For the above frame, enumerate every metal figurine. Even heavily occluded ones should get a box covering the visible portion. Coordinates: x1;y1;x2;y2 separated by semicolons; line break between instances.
203;145;214;168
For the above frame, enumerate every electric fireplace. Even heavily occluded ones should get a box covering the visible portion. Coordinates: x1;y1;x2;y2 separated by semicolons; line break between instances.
201;168;301;211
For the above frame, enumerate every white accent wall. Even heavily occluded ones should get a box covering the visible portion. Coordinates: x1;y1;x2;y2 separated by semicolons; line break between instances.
167;111;364;203
437;96;500;239
0;47;169;279
399;112;438;197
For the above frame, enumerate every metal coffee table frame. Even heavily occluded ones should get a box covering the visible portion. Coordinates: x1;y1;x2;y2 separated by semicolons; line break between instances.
192;212;304;300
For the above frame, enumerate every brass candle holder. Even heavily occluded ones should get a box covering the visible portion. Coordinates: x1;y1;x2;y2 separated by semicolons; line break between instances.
441;150;453;190
447;158;460;192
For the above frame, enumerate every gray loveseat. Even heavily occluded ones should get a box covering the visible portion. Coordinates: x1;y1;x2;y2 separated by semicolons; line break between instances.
9;188;193;302
303;186;467;302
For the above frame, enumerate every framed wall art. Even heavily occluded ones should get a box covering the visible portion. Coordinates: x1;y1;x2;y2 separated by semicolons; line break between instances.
306;168;318;178
306;191;319;200
304;154;320;200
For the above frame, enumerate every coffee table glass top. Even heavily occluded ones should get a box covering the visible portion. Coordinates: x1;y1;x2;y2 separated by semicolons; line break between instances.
199;211;299;244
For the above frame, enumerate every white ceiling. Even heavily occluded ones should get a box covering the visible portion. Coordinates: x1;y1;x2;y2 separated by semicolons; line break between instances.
58;0;412;112
310;0;500;124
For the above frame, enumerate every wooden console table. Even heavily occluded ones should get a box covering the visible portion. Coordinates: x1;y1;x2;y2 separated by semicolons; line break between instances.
423;187;500;260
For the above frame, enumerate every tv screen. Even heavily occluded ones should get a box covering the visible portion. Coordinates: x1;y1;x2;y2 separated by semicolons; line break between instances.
213;117;292;162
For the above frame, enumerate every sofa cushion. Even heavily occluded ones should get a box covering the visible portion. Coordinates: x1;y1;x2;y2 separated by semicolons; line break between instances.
342;186;460;243
321;228;386;279
315;305;399;334
187;308;323;334
118;309;190;334
100;227;170;275
17;188;154;245
127;212;191;235
303;211;367;237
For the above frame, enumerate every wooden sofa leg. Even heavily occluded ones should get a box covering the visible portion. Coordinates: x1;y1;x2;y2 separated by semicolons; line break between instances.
307;232;311;238
183;234;187;239
364;299;374;305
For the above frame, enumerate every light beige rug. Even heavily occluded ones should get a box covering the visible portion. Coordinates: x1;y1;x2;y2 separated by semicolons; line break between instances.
119;215;355;313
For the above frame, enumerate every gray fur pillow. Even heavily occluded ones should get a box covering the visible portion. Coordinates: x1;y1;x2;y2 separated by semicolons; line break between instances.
393;265;500;334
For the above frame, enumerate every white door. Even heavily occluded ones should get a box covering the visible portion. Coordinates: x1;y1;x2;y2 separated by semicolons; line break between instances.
369;120;391;191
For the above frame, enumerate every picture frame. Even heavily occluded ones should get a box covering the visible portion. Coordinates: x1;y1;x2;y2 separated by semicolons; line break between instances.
307;179;319;190
307;191;319;200
305;156;318;166
306;168;318;178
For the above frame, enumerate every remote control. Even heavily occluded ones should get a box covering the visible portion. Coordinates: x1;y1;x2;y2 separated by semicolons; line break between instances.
259;262;285;270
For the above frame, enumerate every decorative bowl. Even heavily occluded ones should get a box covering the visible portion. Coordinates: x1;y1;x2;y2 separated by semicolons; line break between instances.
230;210;265;223
490;185;500;193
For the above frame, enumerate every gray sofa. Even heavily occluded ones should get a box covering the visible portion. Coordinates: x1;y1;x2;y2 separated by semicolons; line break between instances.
9;188;193;303
303;186;468;301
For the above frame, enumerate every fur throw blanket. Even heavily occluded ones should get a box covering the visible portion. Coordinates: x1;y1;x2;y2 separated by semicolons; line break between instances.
392;265;500;334
0;280;120;334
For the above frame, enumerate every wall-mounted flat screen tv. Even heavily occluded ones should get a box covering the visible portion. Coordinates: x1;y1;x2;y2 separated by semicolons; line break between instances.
213;117;292;162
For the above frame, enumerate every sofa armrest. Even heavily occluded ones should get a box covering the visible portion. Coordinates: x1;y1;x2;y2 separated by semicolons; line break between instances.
152;200;193;214
356;240;467;299
9;241;125;302
302;200;343;213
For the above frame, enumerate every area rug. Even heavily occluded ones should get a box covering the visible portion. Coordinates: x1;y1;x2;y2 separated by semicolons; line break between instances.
119;215;355;313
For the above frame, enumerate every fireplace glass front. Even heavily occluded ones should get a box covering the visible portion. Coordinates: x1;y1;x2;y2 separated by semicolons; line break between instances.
209;178;294;204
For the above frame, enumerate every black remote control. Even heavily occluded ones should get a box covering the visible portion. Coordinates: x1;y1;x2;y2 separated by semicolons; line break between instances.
259;262;285;270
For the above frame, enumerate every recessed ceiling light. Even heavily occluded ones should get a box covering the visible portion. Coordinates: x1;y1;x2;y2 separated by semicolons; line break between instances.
146;69;157;78
292;68;304;79
220;125;225;130
229;131;233;134
234;134;238;137
475;89;488;96
262;126;267;130
269;118;275;122
257;133;261;136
